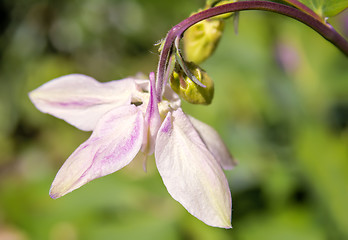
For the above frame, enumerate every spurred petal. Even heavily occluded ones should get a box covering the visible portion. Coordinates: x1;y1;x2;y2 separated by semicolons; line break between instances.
188;116;237;170
142;72;161;155
50;105;144;199
155;109;232;228
29;74;137;131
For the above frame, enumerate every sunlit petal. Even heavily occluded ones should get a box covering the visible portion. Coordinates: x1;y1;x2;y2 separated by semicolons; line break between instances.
29;74;137;131
49;105;144;199
188;116;237;170
155;109;232;228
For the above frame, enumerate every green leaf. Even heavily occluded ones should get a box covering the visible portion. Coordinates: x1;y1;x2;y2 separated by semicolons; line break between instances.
324;0;348;16
298;0;348;17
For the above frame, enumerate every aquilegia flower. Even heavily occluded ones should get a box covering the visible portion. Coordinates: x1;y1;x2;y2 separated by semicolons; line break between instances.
29;72;236;228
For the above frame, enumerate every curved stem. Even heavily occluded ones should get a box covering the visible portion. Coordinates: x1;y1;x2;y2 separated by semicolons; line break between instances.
156;1;348;98
281;0;323;22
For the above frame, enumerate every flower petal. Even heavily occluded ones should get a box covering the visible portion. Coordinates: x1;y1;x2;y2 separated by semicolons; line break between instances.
162;83;181;109
188;116;237;170
155;108;232;228
29;74;137;131
49;105;144;199
142;72;161;155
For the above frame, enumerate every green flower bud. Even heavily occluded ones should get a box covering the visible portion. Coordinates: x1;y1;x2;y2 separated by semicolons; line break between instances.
183;18;224;64
170;62;214;105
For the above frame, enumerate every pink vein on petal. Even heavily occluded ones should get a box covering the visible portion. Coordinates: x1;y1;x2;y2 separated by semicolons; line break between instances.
78;110;143;182
44;99;108;108
160;112;172;134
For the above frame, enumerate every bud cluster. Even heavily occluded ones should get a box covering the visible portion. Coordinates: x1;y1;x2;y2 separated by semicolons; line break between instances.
164;0;238;105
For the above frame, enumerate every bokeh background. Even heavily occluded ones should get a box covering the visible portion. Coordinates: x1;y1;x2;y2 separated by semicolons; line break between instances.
1;0;348;239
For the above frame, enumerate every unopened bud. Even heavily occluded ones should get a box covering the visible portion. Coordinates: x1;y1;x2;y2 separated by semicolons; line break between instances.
183;18;224;64
170;62;214;105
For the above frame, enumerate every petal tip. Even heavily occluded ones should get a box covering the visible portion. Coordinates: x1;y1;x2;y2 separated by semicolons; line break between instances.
205;219;232;229
224;158;238;170
216;219;232;229
224;222;232;229
49;185;67;199
213;216;232;229
49;191;60;199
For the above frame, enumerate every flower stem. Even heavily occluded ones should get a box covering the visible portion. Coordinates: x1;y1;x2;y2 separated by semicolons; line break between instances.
281;0;323;22
156;1;348;98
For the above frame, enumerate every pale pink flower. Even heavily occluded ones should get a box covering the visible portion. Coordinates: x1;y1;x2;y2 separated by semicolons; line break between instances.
29;72;236;228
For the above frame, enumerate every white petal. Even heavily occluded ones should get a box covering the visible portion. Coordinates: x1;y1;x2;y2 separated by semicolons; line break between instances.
29;74;137;131
188;116;237;170
49;105;144;199
155;109;232;228
162;84;181;109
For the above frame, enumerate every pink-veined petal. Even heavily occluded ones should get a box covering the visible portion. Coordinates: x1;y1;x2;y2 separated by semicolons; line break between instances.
155;109;232;228
29;74;137;131
188;116;237;170
142;72;161;155
49;105;144;199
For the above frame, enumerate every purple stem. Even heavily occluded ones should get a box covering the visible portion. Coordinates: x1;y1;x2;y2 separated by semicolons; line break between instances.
281;0;322;22
155;1;348;99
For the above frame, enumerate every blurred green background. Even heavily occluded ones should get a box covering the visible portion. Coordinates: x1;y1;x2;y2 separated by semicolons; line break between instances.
0;0;348;239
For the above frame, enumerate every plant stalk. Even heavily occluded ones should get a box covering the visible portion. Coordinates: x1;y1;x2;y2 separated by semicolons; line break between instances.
156;1;348;98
